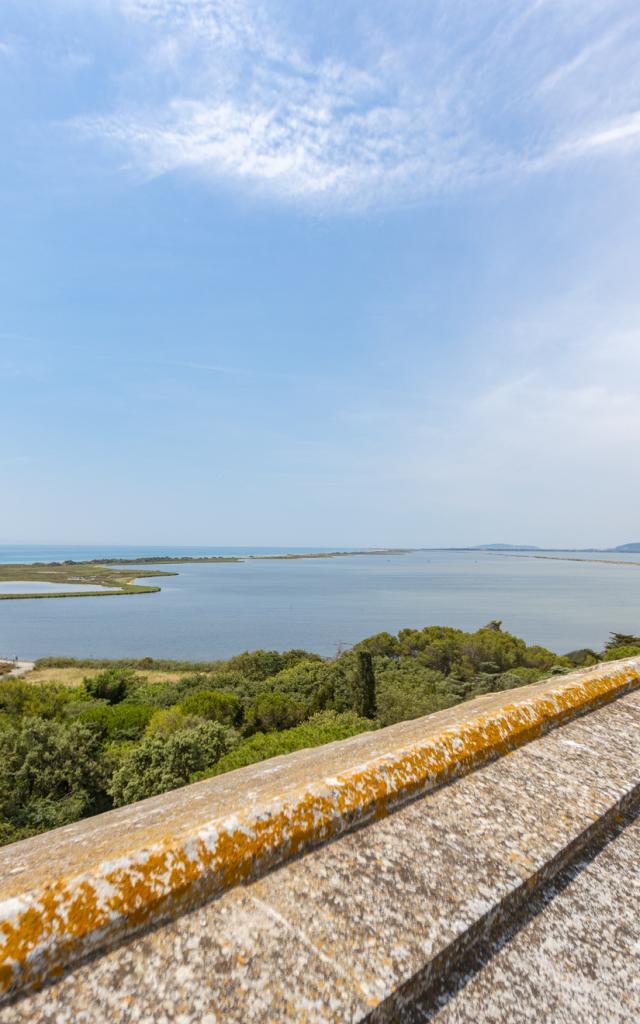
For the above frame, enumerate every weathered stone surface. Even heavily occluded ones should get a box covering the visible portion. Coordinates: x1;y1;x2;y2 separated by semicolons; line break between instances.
1;658;638;1001
418;812;640;1023
3;681;639;1023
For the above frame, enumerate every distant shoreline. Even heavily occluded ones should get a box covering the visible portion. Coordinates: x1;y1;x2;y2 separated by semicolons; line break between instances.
0;549;415;601
1;546;638;602
488;551;640;569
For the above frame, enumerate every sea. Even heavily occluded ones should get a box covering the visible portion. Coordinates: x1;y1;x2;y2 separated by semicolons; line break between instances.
1;546;639;662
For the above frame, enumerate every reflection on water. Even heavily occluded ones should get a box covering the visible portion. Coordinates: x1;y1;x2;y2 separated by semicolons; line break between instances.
0;550;639;661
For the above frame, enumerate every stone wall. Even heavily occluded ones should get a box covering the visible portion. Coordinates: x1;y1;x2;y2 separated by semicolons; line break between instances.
1;656;639;1020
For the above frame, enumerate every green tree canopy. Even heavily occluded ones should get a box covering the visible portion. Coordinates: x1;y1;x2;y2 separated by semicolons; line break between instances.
244;692;306;733
109;721;238;806
84;667;143;704
179;689;242;726
0;718;109;838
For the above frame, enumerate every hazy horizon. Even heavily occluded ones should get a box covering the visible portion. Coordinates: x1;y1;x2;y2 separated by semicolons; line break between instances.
1;540;638;553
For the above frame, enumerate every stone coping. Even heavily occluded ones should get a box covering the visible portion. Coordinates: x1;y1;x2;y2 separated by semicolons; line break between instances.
0;657;639;1002
5;690;640;1023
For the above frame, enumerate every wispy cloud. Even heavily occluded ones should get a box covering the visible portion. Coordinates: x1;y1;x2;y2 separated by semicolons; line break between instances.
559;111;640;158
32;0;640;206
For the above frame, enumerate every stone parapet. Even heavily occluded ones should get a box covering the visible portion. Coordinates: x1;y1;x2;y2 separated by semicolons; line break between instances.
1;656;639;1011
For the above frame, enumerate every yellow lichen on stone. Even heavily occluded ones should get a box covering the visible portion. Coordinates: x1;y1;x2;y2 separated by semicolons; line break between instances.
0;659;638;1001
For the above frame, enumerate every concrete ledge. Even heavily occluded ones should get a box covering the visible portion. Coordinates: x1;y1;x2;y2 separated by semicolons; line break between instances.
1;657;639;1002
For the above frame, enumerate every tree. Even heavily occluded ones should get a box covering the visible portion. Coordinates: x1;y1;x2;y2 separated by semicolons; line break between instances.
0;680;79;721
601;645;640;663
84;667;141;705
108;721;238;806
605;632;640;651
179;690;242;726
354;632;400;657
0;718;109;835
225;650;286;681
145;707;195;738
375;664;451;726
564;649;600;667
204;712;373;779
77;703;155;741
244;692;306;733
265;660;342;703
355;651;377;719
224;649;320;681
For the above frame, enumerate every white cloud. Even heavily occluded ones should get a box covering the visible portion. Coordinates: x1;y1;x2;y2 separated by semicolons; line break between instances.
37;0;640;206
560;111;640;158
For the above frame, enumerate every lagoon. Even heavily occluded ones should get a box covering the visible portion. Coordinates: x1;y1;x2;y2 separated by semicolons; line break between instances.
1;548;639;661
0;582;116;594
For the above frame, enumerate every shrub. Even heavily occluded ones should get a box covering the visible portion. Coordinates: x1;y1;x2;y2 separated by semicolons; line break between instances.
179;690;242;726
461;628;528;673
564;649;600;667
77;703;154;741
600;645;640;662
225;649;286;680
123;680;183;708
256;660;345;713
113;704;153;740
225;648;319;682
244;692;306;733
484;671;528;693
109;721;238;806
204;670;247;691
375;665;452;726
145;708;196;738
202;712;373;778
0;680;80;721
499;666;545;685
397;626;466;671
354;632;400;657
74;703;111;737
522;645;562;671
0;718;109;835
84;667;143;705
125;673;224;709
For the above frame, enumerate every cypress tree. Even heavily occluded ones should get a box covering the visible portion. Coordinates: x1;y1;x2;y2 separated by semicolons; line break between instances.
356;650;377;719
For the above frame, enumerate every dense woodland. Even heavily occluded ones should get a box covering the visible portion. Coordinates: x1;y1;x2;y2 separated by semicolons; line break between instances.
1;624;638;847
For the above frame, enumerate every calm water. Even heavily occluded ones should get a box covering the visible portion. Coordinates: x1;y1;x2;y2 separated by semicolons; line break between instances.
0;582;117;594
0;547;639;661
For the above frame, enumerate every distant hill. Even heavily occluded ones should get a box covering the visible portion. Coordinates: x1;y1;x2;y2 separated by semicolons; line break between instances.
611;543;640;553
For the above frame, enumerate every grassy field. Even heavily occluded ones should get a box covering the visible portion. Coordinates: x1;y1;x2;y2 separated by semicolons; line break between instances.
24;665;191;686
0;562;176;599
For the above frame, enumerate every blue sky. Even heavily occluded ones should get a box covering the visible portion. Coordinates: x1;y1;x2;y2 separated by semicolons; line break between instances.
1;0;639;548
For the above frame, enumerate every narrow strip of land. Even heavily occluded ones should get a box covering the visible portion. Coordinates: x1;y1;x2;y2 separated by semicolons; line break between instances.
492;551;640;569
0;549;413;600
0;564;176;600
